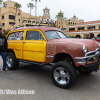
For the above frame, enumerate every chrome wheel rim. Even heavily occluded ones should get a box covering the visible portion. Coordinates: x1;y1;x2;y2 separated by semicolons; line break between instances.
54;67;70;85
6;55;13;68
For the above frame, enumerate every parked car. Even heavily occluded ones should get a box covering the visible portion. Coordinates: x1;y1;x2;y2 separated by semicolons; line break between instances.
6;26;100;89
96;37;100;43
65;34;71;38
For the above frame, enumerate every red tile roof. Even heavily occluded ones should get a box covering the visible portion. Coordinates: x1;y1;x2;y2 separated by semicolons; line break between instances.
70;20;100;26
0;12;16;15
63;29;100;33
10;7;20;10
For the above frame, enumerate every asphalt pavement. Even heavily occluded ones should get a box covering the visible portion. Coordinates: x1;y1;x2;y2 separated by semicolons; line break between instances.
0;57;100;100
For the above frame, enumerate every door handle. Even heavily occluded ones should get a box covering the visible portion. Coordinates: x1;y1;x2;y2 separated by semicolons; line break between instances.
22;41;26;43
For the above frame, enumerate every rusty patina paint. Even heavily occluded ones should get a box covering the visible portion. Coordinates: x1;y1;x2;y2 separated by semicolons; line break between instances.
46;38;98;67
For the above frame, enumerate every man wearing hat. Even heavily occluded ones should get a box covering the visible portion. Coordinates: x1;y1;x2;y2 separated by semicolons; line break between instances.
0;31;7;72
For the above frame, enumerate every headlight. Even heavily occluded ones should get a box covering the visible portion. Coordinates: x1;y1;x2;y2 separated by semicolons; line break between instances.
83;45;87;54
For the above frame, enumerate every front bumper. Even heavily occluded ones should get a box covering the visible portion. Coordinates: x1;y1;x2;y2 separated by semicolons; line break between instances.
75;48;99;64
82;62;99;71
75;48;100;71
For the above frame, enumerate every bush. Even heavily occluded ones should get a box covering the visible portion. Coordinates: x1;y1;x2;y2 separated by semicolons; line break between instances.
4;30;10;34
71;36;75;38
3;34;7;37
3;30;10;37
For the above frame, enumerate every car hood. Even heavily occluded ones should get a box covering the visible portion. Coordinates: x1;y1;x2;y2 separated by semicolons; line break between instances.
50;38;98;51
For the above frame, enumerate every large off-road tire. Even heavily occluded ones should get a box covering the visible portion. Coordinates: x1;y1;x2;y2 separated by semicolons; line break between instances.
78;67;92;75
51;61;77;89
6;52;19;70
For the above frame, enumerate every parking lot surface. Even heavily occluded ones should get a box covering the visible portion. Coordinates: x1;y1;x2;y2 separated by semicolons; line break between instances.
0;57;100;100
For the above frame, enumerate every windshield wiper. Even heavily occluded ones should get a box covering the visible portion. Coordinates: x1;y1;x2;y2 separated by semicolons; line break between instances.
50;38;61;40
55;38;61;39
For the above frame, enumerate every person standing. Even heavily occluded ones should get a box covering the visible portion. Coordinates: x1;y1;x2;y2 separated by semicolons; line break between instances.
89;33;96;41
0;31;7;72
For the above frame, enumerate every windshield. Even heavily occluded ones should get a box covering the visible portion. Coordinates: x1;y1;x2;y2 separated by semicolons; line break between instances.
45;31;66;39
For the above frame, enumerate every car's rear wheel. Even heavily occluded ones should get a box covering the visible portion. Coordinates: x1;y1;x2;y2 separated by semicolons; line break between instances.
6;52;19;70
51;61;77;89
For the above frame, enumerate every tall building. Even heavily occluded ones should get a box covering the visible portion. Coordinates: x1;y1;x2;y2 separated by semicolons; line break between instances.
43;6;50;18
63;20;100;37
0;0;54;31
55;11;84;31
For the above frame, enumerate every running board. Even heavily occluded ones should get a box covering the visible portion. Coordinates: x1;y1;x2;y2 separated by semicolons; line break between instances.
18;60;44;66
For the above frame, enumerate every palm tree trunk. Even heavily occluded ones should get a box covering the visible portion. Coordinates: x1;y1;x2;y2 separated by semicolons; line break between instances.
18;9;20;27
21;12;23;26
35;1;37;25
15;7;17;25
60;16;62;30
16;7;17;13
14;7;17;29
61;19;62;30
0;3;1;13
19;9;23;26
57;20;58;28
30;8;31;21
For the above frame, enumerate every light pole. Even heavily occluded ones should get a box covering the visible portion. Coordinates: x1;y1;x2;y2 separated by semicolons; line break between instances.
80;30;81;38
91;28;94;34
93;28;94;34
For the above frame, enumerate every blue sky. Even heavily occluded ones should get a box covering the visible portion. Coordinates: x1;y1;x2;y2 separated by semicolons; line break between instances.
3;0;100;22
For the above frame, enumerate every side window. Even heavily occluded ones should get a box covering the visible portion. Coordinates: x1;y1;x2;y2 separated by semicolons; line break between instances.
8;31;24;40
26;31;45;40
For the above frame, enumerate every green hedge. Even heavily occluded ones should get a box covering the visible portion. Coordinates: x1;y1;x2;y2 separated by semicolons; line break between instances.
3;34;7;37
3;30;10;37
71;36;75;38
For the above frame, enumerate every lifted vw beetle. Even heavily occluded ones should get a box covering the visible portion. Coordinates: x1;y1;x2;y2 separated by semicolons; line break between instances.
6;26;100;89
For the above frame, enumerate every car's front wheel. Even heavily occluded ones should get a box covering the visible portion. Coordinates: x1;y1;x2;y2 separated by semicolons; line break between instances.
6;52;19;70
78;67;92;75
51;61;77;89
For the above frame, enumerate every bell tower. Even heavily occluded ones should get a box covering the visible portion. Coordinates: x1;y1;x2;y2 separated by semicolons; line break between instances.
43;6;50;18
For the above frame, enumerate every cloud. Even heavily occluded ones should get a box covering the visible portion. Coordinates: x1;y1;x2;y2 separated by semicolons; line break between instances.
3;0;100;22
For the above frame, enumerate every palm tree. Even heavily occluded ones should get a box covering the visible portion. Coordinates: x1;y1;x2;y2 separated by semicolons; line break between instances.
57;11;63;19
0;0;3;6
64;17;67;20
0;0;3;13
73;15;76;21
73;15;76;18
3;2;5;7
14;3;22;14
18;4;22;9
31;0;41;25
27;3;35;21
18;4;24;26
14;3;22;27
55;15;58;28
56;11;64;30
17;4;22;26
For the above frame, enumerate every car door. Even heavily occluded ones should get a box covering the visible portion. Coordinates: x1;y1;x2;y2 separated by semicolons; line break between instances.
7;31;24;59
22;30;47;63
